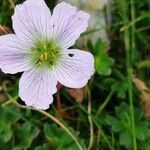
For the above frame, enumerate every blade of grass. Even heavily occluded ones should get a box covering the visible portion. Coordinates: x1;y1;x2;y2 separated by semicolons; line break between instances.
87;87;94;150
130;0;137;149
120;0;137;149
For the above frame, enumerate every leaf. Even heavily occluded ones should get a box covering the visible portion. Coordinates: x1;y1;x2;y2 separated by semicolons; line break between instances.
135;122;150;140
106;102;150;149
95;40;114;76
105;116;123;132
14;122;40;149
34;144;51;150
94;39;105;55
96;54;114;76
0;106;21;143
139;141;150;150
119;131;133;149
0;106;21;124
111;79;128;99
0;125;12;143
115;102;129;120
102;78;116;88
44;123;86;150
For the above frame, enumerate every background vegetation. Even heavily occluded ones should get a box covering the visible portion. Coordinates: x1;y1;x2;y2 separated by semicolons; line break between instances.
0;0;150;149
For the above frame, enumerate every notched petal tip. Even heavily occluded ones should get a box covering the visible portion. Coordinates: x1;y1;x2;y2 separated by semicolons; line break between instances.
12;0;51;40
50;1;90;49
22;95;53;110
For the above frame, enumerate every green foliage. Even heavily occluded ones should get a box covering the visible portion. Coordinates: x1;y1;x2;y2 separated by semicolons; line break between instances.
111;77;128;99
0;106;40;150
0;106;86;150
106;103;150;149
44;123;86;150
14;122;40;149
94;40;114;76
35;144;51;150
0;106;21;144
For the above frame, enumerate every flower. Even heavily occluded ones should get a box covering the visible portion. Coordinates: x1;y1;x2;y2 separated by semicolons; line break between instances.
0;0;94;110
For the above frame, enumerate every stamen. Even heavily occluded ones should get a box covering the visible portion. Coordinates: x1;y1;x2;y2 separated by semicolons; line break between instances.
32;39;61;68
44;52;48;60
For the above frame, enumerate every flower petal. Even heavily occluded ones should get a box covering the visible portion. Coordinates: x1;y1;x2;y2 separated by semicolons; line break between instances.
0;34;33;74
19;67;57;110
54;49;94;88
50;2;90;49
12;0;51;41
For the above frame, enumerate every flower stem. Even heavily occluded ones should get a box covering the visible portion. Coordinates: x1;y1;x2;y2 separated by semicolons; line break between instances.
3;97;83;150
87;87;94;150
8;0;15;8
96;90;114;116
37;110;83;150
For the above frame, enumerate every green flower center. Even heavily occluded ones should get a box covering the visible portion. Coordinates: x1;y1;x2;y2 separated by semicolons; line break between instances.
32;39;61;68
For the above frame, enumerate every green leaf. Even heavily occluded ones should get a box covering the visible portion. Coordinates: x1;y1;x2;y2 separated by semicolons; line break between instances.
0;106;21;124
111;79;128;99
34;144;51;150
139;141;150;150
135;122;150;140
0;106;21;143
96;54;114;76
119;131;133;149
14;122;40;149
115;102;129;120
94;39;105;55
95;40;114;76
44;123;86;150
0;125;12;143
105;116;123;132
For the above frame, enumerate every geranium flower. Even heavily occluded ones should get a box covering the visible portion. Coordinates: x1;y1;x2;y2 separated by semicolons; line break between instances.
0;0;94;109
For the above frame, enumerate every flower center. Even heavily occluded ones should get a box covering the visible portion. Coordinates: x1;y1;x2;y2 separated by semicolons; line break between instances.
32;39;61;68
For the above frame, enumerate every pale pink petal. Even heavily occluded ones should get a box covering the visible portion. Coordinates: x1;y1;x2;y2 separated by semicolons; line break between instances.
50;2;90;49
54;49;94;88
19;67;57;110
12;0;51;42
0;34;33;74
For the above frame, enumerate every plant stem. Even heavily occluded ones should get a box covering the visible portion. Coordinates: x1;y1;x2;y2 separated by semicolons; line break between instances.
100;129;114;150
96;90;114;116
8;0;15;8
121;0;137;149
38;110;83;150
130;0;137;149
125;16;137;150
87;87;94;150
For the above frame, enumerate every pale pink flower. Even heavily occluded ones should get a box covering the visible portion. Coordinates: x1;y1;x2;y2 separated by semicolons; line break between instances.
0;0;94;109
